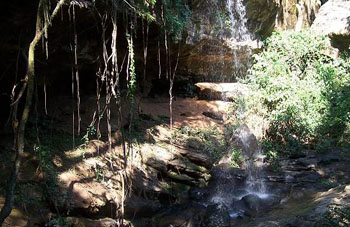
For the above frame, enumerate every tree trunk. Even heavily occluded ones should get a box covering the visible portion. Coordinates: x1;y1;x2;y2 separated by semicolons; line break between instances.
0;0;65;224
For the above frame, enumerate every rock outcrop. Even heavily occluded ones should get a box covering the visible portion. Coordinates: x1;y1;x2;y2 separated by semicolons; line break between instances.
56;127;213;219
219;124;260;164
179;0;320;81
246;0;320;37
311;0;350;50
195;82;250;101
181;0;258;81
179;39;256;82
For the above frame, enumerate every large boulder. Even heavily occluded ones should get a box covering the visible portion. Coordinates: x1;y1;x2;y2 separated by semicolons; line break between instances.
220;124;260;165
241;194;262;215
311;0;350;50
195;82;250;101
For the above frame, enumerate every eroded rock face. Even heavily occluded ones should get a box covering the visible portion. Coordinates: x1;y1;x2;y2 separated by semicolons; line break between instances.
179;40;256;82
181;0;258;81
179;0;319;81
56;127;213;219
311;0;350;50
246;0;319;36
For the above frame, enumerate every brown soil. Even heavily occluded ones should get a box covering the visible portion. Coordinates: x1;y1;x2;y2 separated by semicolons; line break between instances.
140;97;228;129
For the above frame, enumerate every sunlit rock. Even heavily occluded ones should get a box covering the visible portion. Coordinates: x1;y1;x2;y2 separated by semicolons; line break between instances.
311;0;350;50
195;82;250;101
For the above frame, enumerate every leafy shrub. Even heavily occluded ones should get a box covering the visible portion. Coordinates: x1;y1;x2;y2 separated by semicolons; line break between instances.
173;126;226;161
318;204;350;226
46;217;73;227
245;30;350;151
230;148;244;168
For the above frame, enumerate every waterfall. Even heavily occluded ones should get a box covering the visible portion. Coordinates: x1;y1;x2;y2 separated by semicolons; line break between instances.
188;2;270;219
223;1;266;195
226;0;254;43
185;0;261;81
224;0;259;81
245;149;267;196
232;124;267;197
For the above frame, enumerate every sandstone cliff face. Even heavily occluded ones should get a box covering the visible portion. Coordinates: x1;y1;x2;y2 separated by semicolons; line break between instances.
311;0;350;51
246;0;320;37
178;0;320;81
186;0;320;42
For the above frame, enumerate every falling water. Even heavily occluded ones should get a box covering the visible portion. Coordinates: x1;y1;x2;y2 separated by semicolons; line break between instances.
185;0;260;81
226;0;254;43
187;0;270;219
224;0;258;81
232;121;268;196
245;149;267;195
222;0;267;195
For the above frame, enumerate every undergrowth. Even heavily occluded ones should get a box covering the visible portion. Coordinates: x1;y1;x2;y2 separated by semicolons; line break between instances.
242;29;350;154
318;204;350;226
173;126;226;162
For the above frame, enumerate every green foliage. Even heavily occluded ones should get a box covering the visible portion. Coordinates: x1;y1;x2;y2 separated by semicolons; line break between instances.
95;166;104;183
127;34;137;101
246;30;350;151
230;148;243;168
82;126;97;145
34;144;56;174
262;140;281;171
47;217;73;227
173;126;226;161
159;0;190;40
134;0;157;21
319;204;350;226
94;0;190;40
33;142;73;213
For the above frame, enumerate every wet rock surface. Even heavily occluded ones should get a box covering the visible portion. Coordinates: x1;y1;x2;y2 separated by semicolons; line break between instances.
241;194;262;214
50;217;120;227
145;145;350;226
203;204;232;227
179;0;320;82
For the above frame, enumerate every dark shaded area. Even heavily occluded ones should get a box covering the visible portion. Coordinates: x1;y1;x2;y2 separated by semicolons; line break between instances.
0;0;38;131
330;17;350;51
0;0;189;134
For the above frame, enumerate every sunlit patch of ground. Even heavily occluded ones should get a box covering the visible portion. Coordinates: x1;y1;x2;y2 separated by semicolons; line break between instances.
0;197;28;227
140;97;228;130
